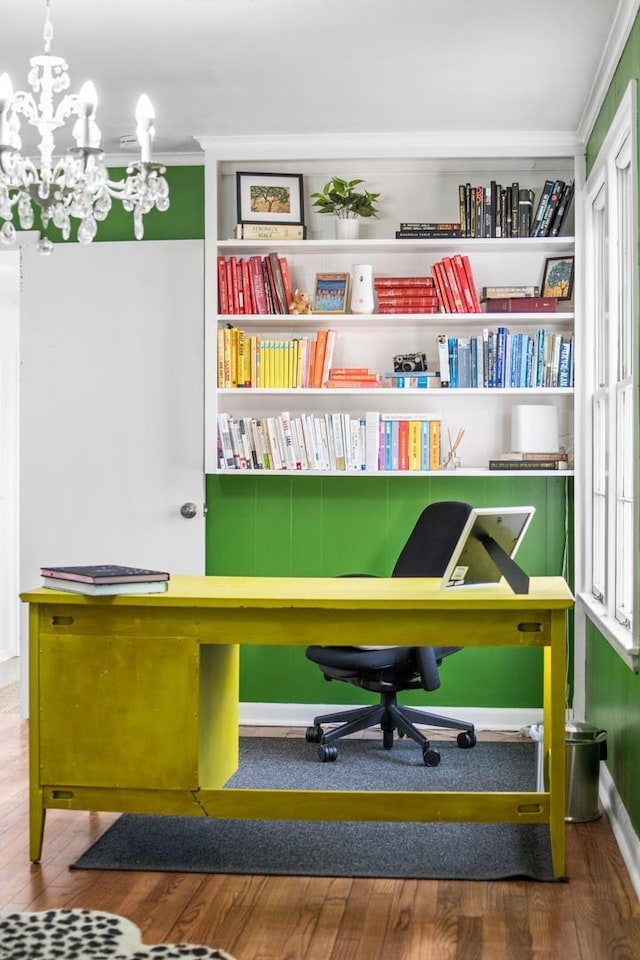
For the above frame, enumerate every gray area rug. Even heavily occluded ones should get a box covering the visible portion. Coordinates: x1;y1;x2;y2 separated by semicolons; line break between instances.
72;737;555;881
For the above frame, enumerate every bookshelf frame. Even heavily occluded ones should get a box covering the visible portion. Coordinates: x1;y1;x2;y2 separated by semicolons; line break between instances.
198;135;579;478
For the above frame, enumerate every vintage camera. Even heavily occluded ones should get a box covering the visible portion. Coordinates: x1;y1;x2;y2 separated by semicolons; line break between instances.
393;352;427;373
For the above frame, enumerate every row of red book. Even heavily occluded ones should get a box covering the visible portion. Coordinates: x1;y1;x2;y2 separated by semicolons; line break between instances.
218;253;294;315
430;255;481;314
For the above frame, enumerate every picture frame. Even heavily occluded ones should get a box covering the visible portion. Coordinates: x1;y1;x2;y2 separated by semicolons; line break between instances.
313;273;350;314
236;171;305;225
541;255;574;300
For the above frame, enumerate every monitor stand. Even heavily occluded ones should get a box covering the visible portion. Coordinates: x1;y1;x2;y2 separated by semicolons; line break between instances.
479;535;530;594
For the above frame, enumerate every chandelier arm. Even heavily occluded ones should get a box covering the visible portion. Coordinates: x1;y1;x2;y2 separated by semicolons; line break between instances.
9;90;39;126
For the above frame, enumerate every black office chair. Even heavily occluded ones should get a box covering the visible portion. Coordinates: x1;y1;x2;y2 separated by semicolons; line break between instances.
305;500;477;766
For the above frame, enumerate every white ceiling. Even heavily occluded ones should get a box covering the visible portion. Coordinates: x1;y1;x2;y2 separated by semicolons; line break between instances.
0;0;632;159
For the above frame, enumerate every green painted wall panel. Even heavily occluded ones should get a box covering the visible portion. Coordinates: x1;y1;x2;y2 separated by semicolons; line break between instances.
585;12;640;836
206;476;568;708
16;166;205;243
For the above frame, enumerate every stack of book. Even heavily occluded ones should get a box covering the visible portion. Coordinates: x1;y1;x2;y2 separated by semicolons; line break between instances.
40;565;170;596
325;367;381;388
395;222;462;239
485;296;558;314
217;252;294;315
481;285;540;302
430;255;481;314
488;451;570;471
233;223;306;241
374;275;440;314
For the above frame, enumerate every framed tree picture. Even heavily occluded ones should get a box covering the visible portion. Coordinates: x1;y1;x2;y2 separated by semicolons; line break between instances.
541;255;574;300
236;171;305;225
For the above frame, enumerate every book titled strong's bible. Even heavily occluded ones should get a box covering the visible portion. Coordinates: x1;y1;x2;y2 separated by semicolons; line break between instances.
40;564;170;596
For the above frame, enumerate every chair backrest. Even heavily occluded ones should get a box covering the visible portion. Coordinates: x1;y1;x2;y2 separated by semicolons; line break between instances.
392;501;474;578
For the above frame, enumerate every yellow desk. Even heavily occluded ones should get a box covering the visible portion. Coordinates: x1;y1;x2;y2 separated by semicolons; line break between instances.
21;575;574;875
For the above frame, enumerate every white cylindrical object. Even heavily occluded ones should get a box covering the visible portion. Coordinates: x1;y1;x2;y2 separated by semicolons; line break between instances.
350;263;374;314
511;404;559;453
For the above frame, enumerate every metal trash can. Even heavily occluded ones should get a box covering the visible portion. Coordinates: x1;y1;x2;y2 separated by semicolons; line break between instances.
565;722;607;822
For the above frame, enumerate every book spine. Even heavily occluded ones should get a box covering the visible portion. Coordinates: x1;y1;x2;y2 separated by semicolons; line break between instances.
373;277;435;287
488;459;561;470
530;180;555;236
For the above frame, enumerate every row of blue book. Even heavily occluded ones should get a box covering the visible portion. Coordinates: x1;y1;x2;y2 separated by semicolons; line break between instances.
438;329;574;389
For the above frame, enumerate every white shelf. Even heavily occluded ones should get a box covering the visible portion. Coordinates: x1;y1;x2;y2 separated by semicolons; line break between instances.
217;237;575;255
214;468;574;478
218;387;573;397
217;312;574;327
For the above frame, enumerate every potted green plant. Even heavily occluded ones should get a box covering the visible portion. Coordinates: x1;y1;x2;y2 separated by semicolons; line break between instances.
311;176;380;238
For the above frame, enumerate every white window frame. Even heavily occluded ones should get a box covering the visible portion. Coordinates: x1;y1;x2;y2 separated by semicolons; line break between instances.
579;80;639;671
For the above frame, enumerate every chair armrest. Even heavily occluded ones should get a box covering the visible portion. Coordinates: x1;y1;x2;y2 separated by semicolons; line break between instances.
415;646;441;691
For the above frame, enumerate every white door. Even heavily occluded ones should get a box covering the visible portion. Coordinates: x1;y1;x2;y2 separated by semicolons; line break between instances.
19;240;205;706
0;251;20;662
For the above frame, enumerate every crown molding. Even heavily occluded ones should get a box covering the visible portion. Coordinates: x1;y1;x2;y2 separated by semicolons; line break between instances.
577;0;640;145
102;150;204;167
195;130;582;162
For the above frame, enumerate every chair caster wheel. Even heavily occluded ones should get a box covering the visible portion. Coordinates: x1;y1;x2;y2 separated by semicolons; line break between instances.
423;746;441;766
318;744;338;762
457;731;477;749
383;729;394;749
306;725;323;743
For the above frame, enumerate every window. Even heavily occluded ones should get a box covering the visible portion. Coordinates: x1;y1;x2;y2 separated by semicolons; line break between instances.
581;81;638;669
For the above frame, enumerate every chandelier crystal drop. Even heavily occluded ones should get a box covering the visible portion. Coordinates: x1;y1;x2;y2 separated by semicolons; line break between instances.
0;0;170;251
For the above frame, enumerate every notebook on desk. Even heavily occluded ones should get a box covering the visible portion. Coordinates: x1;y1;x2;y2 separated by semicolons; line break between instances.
440;505;536;594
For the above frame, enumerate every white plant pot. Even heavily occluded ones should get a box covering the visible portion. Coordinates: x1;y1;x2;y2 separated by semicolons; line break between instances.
335;217;360;240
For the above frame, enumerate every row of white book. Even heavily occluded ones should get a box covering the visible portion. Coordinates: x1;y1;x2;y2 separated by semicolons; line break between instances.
217;412;443;473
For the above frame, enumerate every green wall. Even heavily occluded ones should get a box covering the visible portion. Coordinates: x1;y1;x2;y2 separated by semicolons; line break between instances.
206;474;570;707
15;165;204;243
585;14;640;835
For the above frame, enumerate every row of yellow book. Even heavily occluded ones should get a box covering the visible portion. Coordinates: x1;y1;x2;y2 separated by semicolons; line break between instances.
217;327;336;389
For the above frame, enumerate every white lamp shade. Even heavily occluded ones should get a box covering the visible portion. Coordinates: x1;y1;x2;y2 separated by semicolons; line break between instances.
511;404;560;453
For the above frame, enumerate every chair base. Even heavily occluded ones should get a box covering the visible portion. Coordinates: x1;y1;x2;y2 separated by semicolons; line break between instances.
307;691;476;763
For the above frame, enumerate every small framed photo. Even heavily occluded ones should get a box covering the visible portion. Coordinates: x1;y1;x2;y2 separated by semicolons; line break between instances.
313;273;350;314
236;171;304;225
541;255;574;300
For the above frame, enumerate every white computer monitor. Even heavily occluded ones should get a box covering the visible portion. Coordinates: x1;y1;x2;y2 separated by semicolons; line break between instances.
440;505;536;594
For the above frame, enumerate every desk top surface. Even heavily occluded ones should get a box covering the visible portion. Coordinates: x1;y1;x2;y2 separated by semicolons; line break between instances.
21;575;574;610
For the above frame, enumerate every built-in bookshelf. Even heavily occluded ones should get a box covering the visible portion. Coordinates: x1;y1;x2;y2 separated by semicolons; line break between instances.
198;142;577;477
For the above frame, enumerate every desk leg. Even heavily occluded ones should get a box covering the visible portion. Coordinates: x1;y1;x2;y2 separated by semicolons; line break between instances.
544;611;566;879
29;794;46;863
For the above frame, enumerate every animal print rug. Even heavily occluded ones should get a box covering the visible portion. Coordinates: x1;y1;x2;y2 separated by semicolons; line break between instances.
0;908;236;959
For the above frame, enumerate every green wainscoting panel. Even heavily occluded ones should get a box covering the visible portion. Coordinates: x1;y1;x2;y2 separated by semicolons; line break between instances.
15;165;204;243
206;475;570;709
586;623;640;835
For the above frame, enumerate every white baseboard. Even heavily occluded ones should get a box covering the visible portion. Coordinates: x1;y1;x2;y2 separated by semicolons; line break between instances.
239;702;543;730
600;763;640;901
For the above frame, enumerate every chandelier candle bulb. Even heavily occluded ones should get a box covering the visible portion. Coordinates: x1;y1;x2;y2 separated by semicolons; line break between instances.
75;81;98;149
0;74;12;145
135;94;155;163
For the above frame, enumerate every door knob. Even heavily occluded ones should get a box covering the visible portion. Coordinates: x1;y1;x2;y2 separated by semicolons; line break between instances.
180;502;198;519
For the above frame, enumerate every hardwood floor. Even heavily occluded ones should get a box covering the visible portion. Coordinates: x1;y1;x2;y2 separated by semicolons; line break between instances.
1;713;639;959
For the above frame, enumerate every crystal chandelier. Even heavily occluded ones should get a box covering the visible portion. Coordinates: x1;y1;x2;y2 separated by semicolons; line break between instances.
0;0;169;253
